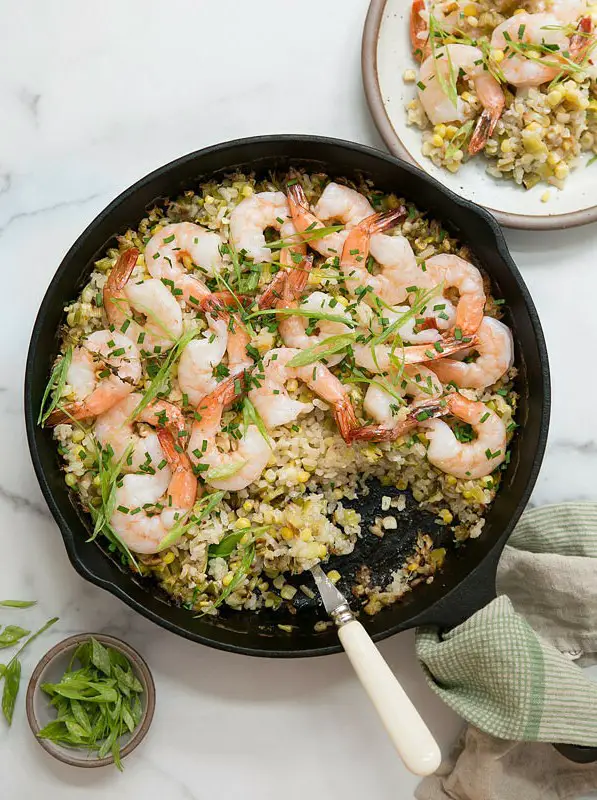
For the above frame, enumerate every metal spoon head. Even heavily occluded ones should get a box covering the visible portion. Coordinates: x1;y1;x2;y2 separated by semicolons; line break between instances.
310;564;348;616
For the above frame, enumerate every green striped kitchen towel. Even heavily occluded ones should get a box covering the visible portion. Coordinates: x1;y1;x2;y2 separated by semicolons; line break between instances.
416;503;597;746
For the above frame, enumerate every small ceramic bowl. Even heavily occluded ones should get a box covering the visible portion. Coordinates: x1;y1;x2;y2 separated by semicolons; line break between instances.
26;633;155;768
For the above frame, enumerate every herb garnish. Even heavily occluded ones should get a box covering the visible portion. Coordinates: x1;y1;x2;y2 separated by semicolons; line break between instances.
37;637;144;770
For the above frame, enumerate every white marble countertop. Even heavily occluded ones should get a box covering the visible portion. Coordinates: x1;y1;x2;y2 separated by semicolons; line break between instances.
2;1;596;798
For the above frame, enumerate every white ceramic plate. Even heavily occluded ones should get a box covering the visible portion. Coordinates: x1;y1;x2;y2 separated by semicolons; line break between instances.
362;0;597;229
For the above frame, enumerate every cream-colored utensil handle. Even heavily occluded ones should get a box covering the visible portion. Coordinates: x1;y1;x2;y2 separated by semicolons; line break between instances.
337;619;441;776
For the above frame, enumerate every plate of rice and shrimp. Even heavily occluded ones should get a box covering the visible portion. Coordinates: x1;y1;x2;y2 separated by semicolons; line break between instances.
363;0;597;229
26;137;549;656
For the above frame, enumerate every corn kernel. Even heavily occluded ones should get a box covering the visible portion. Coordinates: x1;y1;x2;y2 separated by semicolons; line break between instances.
463;3;477;15
434;124;447;137
525;122;540;133
555;163;569;180
235;517;250;530
547;151;561;166
579;97;590;110
452;150;464;162
296;470;310;483
72;429;85;443
327;570;341;584
461;91;473;103
280;585;297;600
466;15;479;26
526;49;540;59
286;378;299;392
445;125;458;137
491;49;505;63
161;551;175;565
431;134;444;148
316;544;328;559
439;509;453;524
92;475;101;488
299;528;313;542
281;526;295;541
242;500;254;512
407;562;419;572
403;68;417;83
513;7;525;13
541;190;551;203
241;185;253;197
204;195;214;205
547;90;563;108
445;475;457;486
501;138;513;153
65;473;77;488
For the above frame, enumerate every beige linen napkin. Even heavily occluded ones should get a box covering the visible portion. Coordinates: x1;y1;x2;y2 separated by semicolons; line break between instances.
415;503;597;800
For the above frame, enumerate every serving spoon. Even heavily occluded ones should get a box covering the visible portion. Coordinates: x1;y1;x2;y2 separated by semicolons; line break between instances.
311;564;441;776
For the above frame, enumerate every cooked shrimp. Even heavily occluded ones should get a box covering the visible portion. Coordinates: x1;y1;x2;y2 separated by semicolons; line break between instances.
94;393;166;472
531;0;587;24
417;44;505;154
188;376;270;491
178;315;229;405
198;295;253;375
103;248;183;352
353;333;475;374
287;183;375;258
427;316;513;389
363;365;443;426
339;209;411;303
491;13;570;87
277;278;353;366
46;331;141;425
423;393;506;478
313;182;376;229
411;0;431;61
370;297;457;345
229;191;294;264
367;233;434;305
144;223;224;307
249;347;359;441
248;349;313;429
110;428;197;554
425;254;486;335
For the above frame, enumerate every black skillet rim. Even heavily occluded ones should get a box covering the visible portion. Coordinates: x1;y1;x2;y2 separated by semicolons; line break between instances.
24;135;551;657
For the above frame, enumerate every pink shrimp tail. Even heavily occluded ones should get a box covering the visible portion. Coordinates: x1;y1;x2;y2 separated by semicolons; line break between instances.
360;208;407;237
105;248;139;291
468;109;501;155
333;396;361;444
349;398;447;443
259;255;314;310
411;0;430;62
570;16;594;61
156;428;197;508
286;182;309;215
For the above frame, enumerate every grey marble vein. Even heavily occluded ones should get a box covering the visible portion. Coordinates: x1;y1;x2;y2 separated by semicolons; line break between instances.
0;192;102;238
551;440;597;456
0;173;11;196
19;87;41;122
0;484;50;519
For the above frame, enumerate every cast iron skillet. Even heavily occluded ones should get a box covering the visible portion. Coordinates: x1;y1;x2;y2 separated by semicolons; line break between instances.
25;135;550;659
